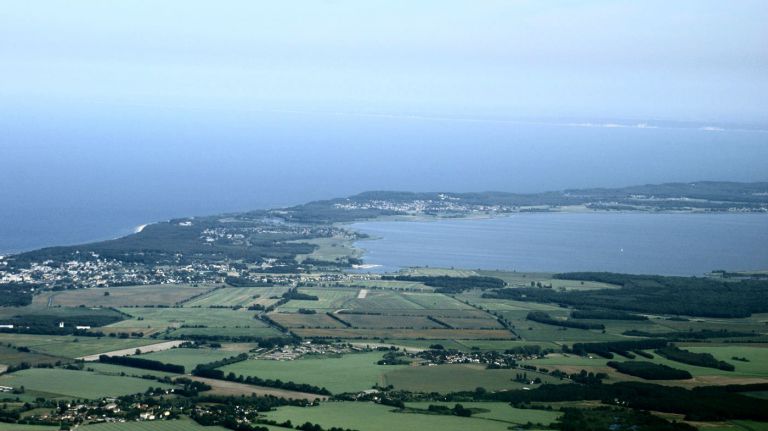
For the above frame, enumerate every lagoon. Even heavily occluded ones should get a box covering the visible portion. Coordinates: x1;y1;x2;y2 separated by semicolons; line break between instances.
351;213;768;276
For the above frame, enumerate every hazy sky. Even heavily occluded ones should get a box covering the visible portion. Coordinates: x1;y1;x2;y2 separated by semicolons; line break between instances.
2;0;767;122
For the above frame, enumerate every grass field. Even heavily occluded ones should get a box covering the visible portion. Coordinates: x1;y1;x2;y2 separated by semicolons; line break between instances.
339;314;443;329
0;334;160;358
140;347;238;370
439;317;504;329
81;417;230;430
294;236;361;263
0;344;64;366
291;327;514;340
0;423;59;430
108;307;281;337
383;363;562;392
218;352;402;394
269;312;347;328
261;401;556;431
184;286;289;308
701;420;768;431
406;401;560;426
278;288;359;311
476;270;620;291
85;362;179;379
33;285;213;308
523;345;768;386
0;368;173;399
399;292;474;310
337;279;434;291
683;346;768;378
165;326;283;339
344;290;426;310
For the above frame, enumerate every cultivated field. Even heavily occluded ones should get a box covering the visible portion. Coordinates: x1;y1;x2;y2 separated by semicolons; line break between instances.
269;312;347;328
78;340;184;361
0;368;173;399
33;285;214;308
140;347;239;370
218;352;402;394
383;363;562;393
291;327;514;340
260;401;555;431
106;307;282;338
80;418;230;430
184;286;289;308
0;334;160;359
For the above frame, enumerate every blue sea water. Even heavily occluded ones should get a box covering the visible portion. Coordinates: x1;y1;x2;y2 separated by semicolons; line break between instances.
351;213;768;276
2;104;767;254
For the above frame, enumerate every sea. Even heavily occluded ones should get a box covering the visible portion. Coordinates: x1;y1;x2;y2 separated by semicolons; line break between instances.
351;213;768;276
2;105;767;256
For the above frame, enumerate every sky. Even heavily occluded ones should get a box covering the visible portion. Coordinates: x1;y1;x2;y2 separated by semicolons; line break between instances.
1;0;767;122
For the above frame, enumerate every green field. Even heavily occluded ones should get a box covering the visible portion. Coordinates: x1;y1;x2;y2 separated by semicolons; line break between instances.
0;368;173;399
0;344;63;367
291;327;514;340
218;352;402;394
684;346;768;377
33;285;213;308
340;314;443;329
439;317;504;329
269;312;347;328
0;334;160;358
346;290;426;310
81;417;230;430
294;236;361;263
278;288;359;311
477;270;620;291
406;401;560;425
184;286;289;308
108;307;281;338
141;347;239;370
337;279;434;291
383;363;562;393
85;362;179;379
524;345;768;385
0;423;59;430
399;292;473;310
702;420;768;431
261;401;557;431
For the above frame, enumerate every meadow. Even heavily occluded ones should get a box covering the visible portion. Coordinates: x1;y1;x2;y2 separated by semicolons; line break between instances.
0;368;173;399
184;286;289;308
406;401;561;425
218;352;402;394
32;285;213;308
141;347;241;370
107;307;282;338
260;401;556;431
382;363;562;393
0;333;160;358
80;418;230;430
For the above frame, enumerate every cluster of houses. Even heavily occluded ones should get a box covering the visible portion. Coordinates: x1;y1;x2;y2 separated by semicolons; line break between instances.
29;398;176;426
260;340;353;361
332;196;515;215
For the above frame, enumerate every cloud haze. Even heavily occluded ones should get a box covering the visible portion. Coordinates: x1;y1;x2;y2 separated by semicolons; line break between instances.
1;0;767;121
